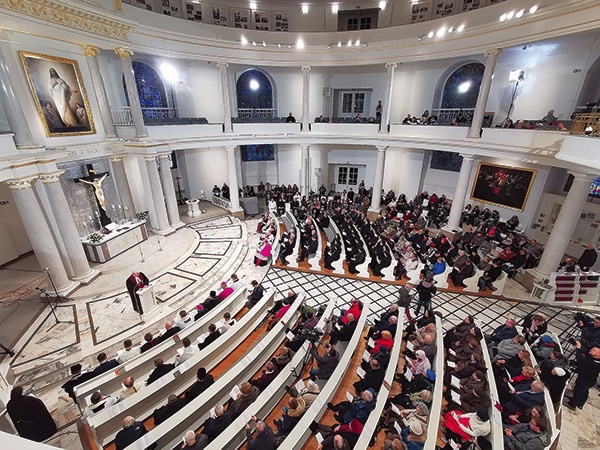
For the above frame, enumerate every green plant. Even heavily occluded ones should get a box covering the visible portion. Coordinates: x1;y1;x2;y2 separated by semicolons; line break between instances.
136;211;149;222
88;232;103;244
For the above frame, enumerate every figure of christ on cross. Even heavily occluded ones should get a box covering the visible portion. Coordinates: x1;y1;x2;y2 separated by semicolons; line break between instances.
74;164;112;227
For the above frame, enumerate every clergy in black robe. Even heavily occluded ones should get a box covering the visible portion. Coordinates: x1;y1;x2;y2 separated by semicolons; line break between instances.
7;386;56;442
126;271;149;314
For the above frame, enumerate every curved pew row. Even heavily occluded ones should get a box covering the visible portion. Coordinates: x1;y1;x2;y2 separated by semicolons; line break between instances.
352;314;406;448
549;332;568;417
326;218;346;275
203;296;339;450
88;290;278;447
422;315;444;450
75;281;250;411
123;294;306;450
283;211;301;269
478;320;504;450
308;220;323;272
271;215;281;262
280;302;371;449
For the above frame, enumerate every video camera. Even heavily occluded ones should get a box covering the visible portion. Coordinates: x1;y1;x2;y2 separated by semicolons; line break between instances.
294;327;324;343
574;312;592;325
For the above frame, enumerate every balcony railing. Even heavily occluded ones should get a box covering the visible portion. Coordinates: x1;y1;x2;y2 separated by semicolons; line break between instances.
111;107;133;126
142;107;177;119
431;108;475;125
571;113;600;135
237;108;277;118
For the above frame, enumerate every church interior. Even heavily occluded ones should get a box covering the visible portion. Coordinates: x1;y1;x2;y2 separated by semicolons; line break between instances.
1;0;600;449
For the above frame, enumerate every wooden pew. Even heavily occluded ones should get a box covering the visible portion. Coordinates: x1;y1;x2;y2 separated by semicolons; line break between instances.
327;219;346;275
308;219;323;272
423;315;444;450
75;281;249;411
380;242;396;282
284;212;301;269
88;291;279;447
122;295;305;450
203;297;338;449
353;224;371;279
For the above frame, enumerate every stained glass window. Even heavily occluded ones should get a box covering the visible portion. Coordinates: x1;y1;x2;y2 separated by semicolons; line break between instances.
123;62;168;118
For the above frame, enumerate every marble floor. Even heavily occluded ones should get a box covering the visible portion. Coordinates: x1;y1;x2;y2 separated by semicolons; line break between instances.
1;206;599;450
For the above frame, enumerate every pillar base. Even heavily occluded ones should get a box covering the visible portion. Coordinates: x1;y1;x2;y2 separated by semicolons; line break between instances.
230;208;245;219
172;221;186;230
367;207;382;221
47;280;79;298
70;268;101;285
149;226;176;236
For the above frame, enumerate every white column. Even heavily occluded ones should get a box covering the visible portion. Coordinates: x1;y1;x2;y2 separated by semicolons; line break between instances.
83;45;117;138
300;144;310;197
534;173;596;276
301;66;311;131
368;146;387;213
115;47;148;138
225;146;242;212
7;177;77;295
158;152;184;229
446;154;475;229
40;172;99;283
109;154;135;219
380;62;396;133
218;62;233;133
468;49;502;138
144;154;174;235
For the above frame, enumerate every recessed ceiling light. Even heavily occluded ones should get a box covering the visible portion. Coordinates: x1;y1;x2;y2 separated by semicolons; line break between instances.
297;39;304;49
252;41;256;46
347;40;352;47
327;44;332;49
301;4;308;14
262;41;266;47
277;43;282;48
529;5;538;14
447;27;453;33
362;43;368;47
417;36;423;41
427;31;434;38
331;4;338;14
457;24;465;32
287;44;292;48
355;39;360;46
437;27;446;37
337;41;342;47
250;2;257;10
506;10;515;19
516;9;524;18
379;1;386;10
499;13;507;22
241;37;248;45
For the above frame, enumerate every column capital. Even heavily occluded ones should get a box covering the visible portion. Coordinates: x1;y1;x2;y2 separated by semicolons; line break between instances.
6;177;37;190
143;154;157;162
484;48;503;57
569;172;597;183
158;152;171;159
39;171;65;184
115;46;134;59
376;145;388;152
301;65;311;72
385;62;397;69
460;153;475;161
217;61;229;69
109;154;124;162
300;144;310;150
83;45;100;57
225;145;236;152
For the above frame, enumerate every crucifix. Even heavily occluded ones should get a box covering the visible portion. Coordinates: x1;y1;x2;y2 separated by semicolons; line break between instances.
74;164;112;227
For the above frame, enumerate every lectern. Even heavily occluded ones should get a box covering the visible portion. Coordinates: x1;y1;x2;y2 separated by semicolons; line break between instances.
138;283;159;321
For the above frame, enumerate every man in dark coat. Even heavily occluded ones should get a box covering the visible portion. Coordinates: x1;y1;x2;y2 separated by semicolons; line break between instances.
309;342;339;380
330;313;358;345
245;280;265;309
185;367;215;402
250;362;279;391
353;358;385;393
567;343;600;409
147;358;175;385
198;324;221;350
152;394;187;425
7;386;56;442
246;418;276;450
502;380;545;415
477;261;503;291
61;363;96;402
126;271;149;314
201;404;234;442
158;321;181;343
485;317;517;346
115;416;148;450
578;245;598;270
93;352;119;377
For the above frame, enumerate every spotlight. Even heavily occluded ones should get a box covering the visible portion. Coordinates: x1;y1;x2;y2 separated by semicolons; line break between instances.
427;31;434;38
355;39;360;46
262;41;266;47
447;27;453;33
249;79;259;91
297;39;304;49
327;44;332;49
516;9;524;18
277;43;282;48
506;11;515;19
301;4;308;14
160;63;178;83
437;27;446;37
379;1;386;10
241;37;248;45
332;4;339;14
347;40;352;47
500;13;507;22
529;5;538;13
250;1;257;10
458;81;471;93
287;44;292;48
252;41;256;46
337;41;342;47
457;24;465;32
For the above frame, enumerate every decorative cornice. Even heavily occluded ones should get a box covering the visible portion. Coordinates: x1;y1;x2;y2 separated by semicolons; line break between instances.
83;45;100;57
115;46;134;59
301;65;311;72
385;62;397;69
216;61;229;69
0;0;135;41
114;0;123;12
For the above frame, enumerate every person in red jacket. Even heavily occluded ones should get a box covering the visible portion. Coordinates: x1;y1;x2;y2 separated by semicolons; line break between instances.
339;298;363;325
370;330;394;355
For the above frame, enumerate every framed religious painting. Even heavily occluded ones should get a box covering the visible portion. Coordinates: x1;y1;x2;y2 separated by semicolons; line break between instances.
19;51;96;137
470;163;537;211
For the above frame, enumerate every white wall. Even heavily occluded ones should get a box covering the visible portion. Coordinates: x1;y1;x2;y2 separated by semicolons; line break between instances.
183;147;228;200
0;184;31;265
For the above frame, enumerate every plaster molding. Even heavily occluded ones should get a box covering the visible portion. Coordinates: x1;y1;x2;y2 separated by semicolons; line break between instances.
484;48;503;57
216;61;229;69
301;65;311;72
157;152;171;159
83;45;100;57
385;62;397;69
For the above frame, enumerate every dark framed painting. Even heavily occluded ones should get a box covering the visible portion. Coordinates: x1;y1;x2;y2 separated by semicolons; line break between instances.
470;163;537;211
240;144;275;162
20;51;96;137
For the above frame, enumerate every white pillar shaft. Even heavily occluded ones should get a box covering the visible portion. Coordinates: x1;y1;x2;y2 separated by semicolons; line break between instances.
84;47;117;138
226;147;241;210
118;52;148;138
447;155;475;228
300;145;310;197
41;175;96;281
109;156;135;219
301;66;311;131
8;179;74;293
370;147;386;210
145;156;172;233
536;174;595;275
468;49;502;138
381;63;396;132
219;63;233;133
158;154;183;228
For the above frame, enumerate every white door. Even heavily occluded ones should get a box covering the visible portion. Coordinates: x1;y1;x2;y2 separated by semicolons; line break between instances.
334;165;365;192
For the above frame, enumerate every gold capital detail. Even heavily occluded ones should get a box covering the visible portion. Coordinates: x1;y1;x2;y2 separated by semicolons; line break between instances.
484;49;503;58
144;154;157;162
115;47;134;59
158;152;171;159
39;172;64;184
6;177;36;190
109;154;124;162
83;45;100;57
217;61;229;69
114;0;123;12
0;0;134;40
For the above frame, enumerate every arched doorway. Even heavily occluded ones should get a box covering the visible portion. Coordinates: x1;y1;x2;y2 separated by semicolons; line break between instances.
123;61;169;119
236;68;275;118
435;62;485;124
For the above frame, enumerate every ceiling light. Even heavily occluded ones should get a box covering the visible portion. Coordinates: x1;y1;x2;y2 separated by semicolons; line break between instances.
347;40;352;47
379;1;386;10
331;4;338;14
355;39;360;46
427;31;434;38
277;43;282;48
529;5;538;13
160;63;178;83
458;81;471;93
287;44;292;48
250;1;257;10
241;37;248;45
447;27;453;33
516;9;524;18
262;41;266;47
252;41;256;46
506;10;515;19
337;41;342;47
297;39;304;49
437;27;446;37
457;24;465;32
499;13;507;22
327;44;332;49
417;36;423;41
249;79;259;91
362;43;368;47
301;4;309;14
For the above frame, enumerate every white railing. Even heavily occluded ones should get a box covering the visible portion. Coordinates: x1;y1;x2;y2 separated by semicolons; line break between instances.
211;194;231;210
237;108;277;118
142;107;177;119
111;106;133;126
431;108;475;125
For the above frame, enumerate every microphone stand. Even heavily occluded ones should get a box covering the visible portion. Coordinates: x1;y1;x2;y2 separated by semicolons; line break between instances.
40;268;74;331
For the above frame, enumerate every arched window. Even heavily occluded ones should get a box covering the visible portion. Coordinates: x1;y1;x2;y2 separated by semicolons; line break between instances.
123;62;168;118
440;63;485;109
236;69;275;118
575;55;600;112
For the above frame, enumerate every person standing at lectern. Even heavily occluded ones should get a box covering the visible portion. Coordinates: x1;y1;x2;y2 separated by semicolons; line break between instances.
126;271;149;314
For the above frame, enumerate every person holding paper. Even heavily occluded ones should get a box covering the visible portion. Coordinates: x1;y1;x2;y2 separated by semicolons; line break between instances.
444;409;491;441
388;389;432;410
309;342;339;381
330;313;358;345
326;389;377;424
295;380;320;408
230;382;260;417
126;271;149;314
271;347;293;371
370;330;394;355
200;404;234;443
273;397;306;441
353;358;385;393
502;380;545;416
408;350;431;376
503;417;549;450
245;418;275;450
311;419;362;449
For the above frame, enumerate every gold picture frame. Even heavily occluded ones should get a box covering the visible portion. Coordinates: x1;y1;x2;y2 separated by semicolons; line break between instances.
470;162;537;212
20;51;96;137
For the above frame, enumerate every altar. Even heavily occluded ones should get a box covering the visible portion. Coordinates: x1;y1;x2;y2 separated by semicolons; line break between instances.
81;220;148;263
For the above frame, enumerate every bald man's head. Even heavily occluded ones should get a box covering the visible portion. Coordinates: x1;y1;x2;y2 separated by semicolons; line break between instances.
123;416;135;429
184;430;196;445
